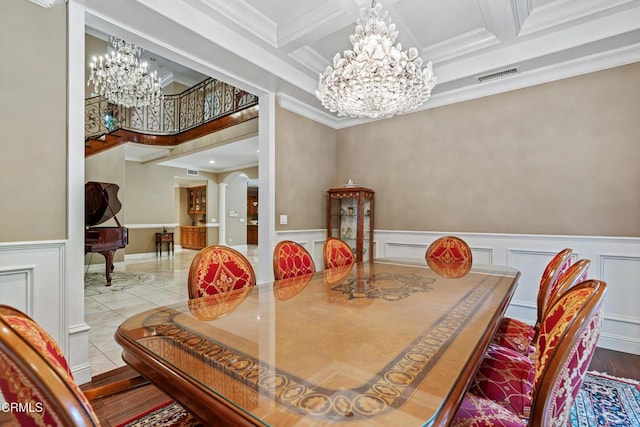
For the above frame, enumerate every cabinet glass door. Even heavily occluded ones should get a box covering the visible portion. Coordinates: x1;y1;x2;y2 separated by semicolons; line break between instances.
328;187;374;263
340;198;358;256
362;198;371;261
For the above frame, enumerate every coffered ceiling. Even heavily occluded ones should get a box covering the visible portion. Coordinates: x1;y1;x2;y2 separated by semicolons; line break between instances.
80;0;640;127
76;0;640;169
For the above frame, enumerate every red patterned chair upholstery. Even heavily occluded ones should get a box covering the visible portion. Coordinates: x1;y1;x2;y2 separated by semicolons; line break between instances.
426;235;472;264
273;240;316;280
465;259;593;421
492;248;573;355
453;280;606;427
544;259;590;322
188;245;256;299
323;237;355;269
468;344;535;418
0;305;202;426
0;305;100;426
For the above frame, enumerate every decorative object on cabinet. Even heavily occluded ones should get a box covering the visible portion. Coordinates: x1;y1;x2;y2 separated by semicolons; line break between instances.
187;186;206;214
180;226;206;250
247;188;259;216
327;186;374;262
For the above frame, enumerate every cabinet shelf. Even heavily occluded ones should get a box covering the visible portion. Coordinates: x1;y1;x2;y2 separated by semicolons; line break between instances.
327;186;374;263
187;186;207;215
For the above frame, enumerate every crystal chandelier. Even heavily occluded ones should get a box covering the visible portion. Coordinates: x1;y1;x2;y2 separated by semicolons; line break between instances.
316;1;436;119
88;37;163;108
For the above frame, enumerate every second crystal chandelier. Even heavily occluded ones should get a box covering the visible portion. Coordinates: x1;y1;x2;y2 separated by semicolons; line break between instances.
88;36;163;108
316;1;437;119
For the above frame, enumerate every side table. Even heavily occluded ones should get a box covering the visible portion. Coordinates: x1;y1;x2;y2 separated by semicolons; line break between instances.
155;232;174;256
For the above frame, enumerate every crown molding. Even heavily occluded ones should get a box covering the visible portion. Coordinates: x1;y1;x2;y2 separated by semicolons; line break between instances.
195;0;277;47
516;0;637;36
29;0;66;7
423;27;500;64
278;42;640;129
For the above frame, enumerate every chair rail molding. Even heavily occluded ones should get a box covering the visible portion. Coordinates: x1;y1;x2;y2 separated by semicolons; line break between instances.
278;229;640;355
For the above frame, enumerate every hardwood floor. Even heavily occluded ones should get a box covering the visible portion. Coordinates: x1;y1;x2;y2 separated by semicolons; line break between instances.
587;347;640;380
0;347;635;426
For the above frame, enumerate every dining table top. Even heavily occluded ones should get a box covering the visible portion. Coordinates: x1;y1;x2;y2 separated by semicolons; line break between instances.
115;258;520;426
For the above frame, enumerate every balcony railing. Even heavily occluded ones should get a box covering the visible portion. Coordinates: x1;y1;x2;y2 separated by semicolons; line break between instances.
85;77;258;139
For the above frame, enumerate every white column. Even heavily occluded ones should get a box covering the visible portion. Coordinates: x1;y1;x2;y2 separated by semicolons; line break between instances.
258;93;276;283
67;2;92;384
219;183;228;245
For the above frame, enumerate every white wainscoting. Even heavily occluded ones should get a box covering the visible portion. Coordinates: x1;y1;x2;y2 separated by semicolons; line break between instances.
0;241;92;383
276;229;640;355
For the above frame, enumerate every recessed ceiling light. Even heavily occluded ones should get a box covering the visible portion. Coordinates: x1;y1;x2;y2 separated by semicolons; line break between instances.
256;149;260;153
209;160;215;164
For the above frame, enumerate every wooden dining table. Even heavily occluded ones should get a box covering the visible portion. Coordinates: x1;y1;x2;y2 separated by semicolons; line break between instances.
115;258;520;426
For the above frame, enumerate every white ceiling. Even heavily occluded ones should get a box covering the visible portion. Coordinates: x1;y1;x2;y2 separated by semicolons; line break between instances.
80;0;640;171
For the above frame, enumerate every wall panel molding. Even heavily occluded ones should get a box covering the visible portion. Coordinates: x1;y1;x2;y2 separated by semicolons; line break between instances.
0;240;93;382
279;229;640;354
0;265;36;315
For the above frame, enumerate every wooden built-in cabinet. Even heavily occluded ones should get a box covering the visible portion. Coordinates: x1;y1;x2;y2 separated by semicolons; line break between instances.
247;188;258;245
181;226;206;250
247;193;258;216
327;186;375;262
188;186;207;215
247;225;258;245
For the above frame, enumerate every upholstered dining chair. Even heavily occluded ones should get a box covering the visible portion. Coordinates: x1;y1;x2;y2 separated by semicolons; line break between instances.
188;245;256;300
467;259;593;418
323;237;355;269
452;279;606;427
492;248;573;355
425;236;472;265
0;305;201;427
273;240;316;280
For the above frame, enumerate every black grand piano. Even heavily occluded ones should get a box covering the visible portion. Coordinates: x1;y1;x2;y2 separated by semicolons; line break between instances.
85;181;128;285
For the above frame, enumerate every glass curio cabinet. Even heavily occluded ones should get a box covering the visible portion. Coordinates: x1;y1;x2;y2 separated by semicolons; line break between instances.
327;186;375;262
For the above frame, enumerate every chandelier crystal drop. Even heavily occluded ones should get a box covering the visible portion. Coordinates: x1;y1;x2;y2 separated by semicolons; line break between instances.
315;1;436;119
88;37;163;108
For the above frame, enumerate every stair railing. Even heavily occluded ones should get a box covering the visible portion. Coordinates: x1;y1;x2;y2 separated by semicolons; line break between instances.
85;77;258;140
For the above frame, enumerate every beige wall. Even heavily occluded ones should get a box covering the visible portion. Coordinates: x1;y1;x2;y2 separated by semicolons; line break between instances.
125;161;181;224
163;81;190;96
219;166;258;183
0;0;67;242
336;63;640;237
225;177;248;245
275;106;338;231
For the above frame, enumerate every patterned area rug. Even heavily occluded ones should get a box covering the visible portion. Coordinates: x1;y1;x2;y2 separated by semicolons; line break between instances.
570;372;640;427
116;372;640;426
116;400;201;427
84;271;154;295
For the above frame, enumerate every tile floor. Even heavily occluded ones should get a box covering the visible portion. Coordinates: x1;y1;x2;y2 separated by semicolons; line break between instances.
85;245;259;377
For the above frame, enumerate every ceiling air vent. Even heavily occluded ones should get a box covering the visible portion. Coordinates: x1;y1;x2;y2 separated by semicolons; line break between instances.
186;169;199;176
477;67;519;83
